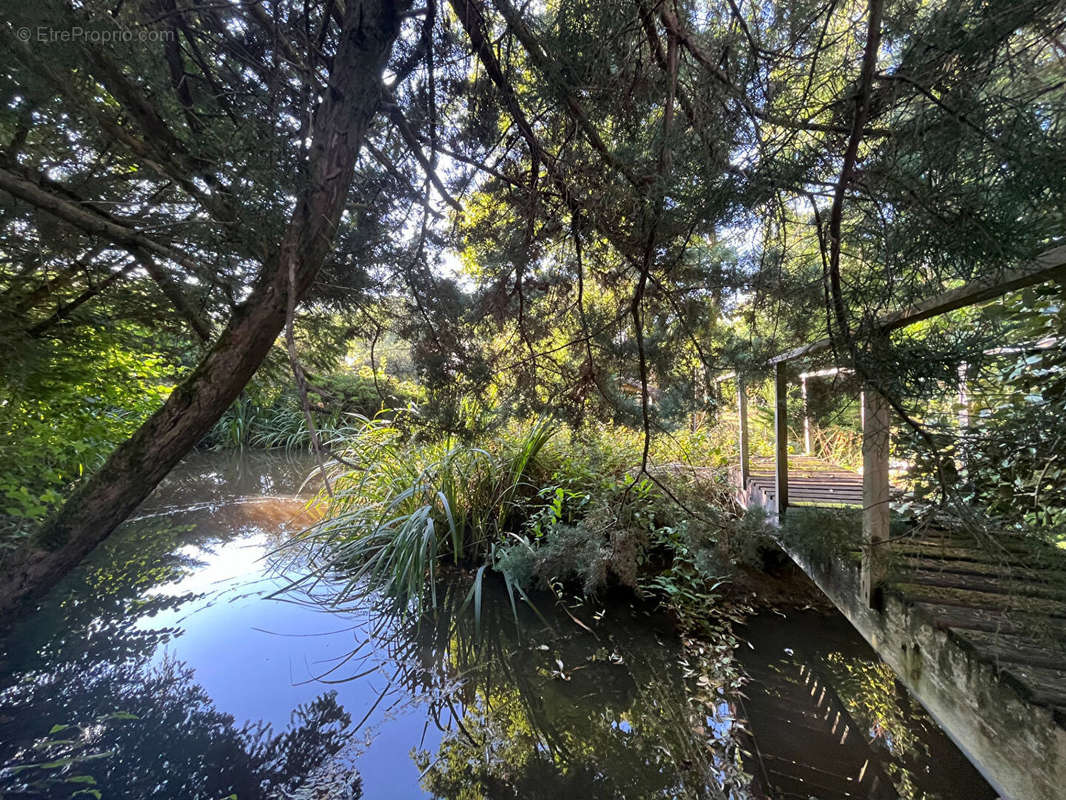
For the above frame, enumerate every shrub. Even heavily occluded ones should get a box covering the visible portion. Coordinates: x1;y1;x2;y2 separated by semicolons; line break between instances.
309;369;424;418
201;369;425;452
496;522;611;596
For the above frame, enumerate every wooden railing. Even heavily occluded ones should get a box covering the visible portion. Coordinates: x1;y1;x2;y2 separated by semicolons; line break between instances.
738;243;1066;608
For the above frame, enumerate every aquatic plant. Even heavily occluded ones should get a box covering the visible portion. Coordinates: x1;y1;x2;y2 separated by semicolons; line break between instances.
293;416;559;618
288;413;756;629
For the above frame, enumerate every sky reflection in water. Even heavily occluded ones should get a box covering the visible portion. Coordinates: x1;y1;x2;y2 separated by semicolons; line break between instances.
0;452;994;799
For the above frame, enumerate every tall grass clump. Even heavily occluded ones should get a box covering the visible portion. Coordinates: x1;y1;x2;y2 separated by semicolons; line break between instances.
202;369;424;452
283;413;772;633
295;416;559;618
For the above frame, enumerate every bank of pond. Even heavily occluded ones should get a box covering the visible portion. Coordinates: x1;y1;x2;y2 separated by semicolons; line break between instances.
0;453;994;799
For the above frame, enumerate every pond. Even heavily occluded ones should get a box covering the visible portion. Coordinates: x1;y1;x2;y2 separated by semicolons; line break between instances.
0;452;996;799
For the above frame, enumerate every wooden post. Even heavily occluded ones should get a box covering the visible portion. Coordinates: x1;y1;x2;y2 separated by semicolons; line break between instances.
774;362;789;518
861;387;890;608
957;361;970;468
957;361;970;431
801;375;812;455
737;380;750;487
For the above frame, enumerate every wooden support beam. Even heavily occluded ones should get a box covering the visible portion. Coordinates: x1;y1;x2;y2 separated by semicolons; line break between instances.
801;375;811;456
769;244;1066;365
774;362;789;518
958;361;970;432
861;388;890;608
957;362;971;469
737;381;750;486
798;366;852;379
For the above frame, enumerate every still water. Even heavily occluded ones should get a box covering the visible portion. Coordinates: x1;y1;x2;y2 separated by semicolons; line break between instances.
0;453;995;799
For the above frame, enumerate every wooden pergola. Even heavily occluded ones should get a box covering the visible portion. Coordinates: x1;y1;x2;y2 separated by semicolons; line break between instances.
734;243;1066;605
726;243;1066;800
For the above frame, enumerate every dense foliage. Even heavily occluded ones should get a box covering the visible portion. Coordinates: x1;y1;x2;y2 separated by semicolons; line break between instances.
287;415;773;624
942;285;1066;535
0;326;173;544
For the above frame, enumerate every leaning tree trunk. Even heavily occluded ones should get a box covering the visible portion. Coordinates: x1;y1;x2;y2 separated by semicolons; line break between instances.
0;0;410;616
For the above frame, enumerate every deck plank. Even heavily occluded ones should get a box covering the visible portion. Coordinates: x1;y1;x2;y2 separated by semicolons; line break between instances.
891;582;1066;618
999;664;1066;707
910;601;1066;638
889;541;1065;570
948;629;1066;671
744;455;865;510
902;568;1066;602
894;556;1066;583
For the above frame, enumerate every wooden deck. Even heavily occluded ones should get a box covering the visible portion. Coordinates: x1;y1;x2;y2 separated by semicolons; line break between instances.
724;250;1066;798
884;528;1066;723
740;455;864;508
736;457;1066;799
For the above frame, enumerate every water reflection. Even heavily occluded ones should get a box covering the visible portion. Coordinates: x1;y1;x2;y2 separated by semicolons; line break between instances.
369;582;749;799
345;582;994;800
0;453;995;799
735;612;996;800
1;654;361;799
0;452;360;799
136;450;322;514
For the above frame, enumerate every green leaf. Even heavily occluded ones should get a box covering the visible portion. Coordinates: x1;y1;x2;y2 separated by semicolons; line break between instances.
103;711;139;720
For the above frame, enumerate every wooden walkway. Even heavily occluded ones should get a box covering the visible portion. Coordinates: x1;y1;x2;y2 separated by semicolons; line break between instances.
740;455;864;509
735;456;1066;799
884;528;1066;717
724;247;1066;798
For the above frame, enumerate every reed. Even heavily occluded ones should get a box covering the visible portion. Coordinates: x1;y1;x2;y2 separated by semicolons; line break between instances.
292;416;558;619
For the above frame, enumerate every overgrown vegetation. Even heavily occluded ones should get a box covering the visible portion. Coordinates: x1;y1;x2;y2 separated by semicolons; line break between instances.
0;0;1063;795
957;287;1066;537
0;326;174;550
0;0;1062;622
200;369;424;452
287;414;771;628
0;330;420;555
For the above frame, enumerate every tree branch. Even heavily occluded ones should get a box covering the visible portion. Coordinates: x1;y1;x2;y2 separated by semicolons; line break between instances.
381;92;463;212
0;165;212;341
